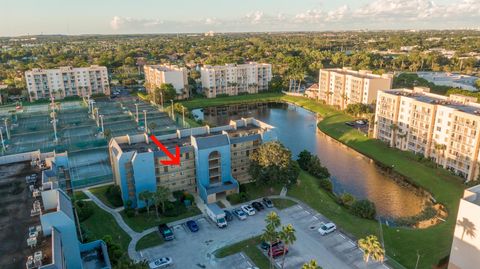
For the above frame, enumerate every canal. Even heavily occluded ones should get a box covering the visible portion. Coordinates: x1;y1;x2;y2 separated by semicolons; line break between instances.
193;103;426;219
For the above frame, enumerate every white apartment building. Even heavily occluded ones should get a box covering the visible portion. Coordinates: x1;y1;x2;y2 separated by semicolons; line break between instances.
374;87;480;181
449;184;480;269
144;64;189;99
318;67;393;109
200;62;272;98
25;65;110;101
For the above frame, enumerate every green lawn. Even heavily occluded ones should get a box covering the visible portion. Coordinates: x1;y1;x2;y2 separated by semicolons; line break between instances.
80;201;131;252
135;232;164;251
181;94;466;268
89;184;119;208
215;236;270;269
72;191;88;200
120;207;201;233
270;198;297;210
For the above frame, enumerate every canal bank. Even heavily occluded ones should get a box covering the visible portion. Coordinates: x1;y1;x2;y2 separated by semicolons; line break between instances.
180;93;465;268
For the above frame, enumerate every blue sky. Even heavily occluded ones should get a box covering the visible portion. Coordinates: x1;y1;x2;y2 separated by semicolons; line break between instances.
0;0;479;36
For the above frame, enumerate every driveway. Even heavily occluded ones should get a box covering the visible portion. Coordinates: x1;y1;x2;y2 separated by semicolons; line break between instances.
139;200;389;269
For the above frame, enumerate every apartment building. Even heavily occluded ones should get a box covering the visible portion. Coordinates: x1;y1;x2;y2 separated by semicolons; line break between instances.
25;65;110;101
200;62;272;98
144;64;189;99
374;87;480;181
318;67;393;109
449;184;480;269
109;118;275;207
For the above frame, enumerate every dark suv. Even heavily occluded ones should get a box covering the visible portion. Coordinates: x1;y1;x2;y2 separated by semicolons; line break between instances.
251;201;264;211
158;224;175;241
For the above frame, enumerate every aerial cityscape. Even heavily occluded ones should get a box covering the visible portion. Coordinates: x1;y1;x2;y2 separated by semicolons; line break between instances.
1;1;480;269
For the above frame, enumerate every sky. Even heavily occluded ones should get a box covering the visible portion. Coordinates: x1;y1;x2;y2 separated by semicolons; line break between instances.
0;0;479;36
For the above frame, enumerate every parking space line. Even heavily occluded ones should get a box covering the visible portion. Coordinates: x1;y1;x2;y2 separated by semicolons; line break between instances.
339;233;346;240
348;241;356;247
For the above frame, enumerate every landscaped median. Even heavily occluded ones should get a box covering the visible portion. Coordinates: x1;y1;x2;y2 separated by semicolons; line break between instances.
215;236;270;269
181;93;466;268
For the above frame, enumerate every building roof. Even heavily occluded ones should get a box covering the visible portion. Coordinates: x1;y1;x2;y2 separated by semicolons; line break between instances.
230;133;261;144
195;134;230;149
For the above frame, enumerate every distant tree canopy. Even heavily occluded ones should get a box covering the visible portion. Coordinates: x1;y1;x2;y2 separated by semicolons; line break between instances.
345;104;373;116
475;79;480;90
249;141;300;186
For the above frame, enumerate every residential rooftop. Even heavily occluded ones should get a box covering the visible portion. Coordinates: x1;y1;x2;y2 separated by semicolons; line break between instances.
322;67;393;79
382;87;480;116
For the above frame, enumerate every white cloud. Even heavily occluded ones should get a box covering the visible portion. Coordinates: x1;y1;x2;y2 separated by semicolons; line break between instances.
109;0;480;33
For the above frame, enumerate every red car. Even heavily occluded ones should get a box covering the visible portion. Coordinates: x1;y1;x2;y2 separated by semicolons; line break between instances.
268;245;288;258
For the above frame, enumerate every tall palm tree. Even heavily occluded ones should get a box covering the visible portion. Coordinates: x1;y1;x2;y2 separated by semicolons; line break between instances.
279;224;296;269
262;212;281;269
138;191;153;215
155;186;170;216
262;224;278;269
302;259;320;269
389;123;398;148
358;235;385;263
457;217;476;240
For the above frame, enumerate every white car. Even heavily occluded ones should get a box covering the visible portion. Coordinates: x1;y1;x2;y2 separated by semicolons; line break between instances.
318;222;336;235
241;205;256;216
149;257;173;269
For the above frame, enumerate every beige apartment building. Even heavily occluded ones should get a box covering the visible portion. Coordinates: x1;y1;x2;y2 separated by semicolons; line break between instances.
144;64;189;99
374;87;480;181
318;67;393;109
25;65;110;101
200;62;272;98
449;184;480;269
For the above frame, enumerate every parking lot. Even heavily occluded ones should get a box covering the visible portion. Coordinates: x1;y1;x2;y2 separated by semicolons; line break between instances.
139;200;389;269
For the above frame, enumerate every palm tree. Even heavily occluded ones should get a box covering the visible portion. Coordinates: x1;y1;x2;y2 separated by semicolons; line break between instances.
302;259;320;269
261;224;278;269
279;224;296;269
139;191;153;215
358;235;385;263
434;143;447;164
389;123;398;147
457;217;477;240
155;186;170;215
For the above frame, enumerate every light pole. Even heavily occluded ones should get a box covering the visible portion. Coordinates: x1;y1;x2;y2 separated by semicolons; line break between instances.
170;100;174;121
182;106;185;128
95;108;100;127
100;115;104;134
4;118;9;140
135;103;139;123
143;110;148;133
87;95;91;113
160;91;164;111
51;111;58;142
0;127;5;152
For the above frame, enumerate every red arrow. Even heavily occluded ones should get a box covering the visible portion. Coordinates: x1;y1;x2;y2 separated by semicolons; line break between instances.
149;134;181;166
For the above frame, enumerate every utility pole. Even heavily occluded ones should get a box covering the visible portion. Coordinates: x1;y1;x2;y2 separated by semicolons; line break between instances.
87;95;91;113
95;108;99;127
0;127;5;152
135;103;139;123
4;118;9;140
51;111;58;142
143;110;148;133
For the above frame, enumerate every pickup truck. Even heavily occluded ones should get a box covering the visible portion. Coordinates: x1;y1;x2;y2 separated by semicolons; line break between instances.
158;224;175;241
206;203;227;228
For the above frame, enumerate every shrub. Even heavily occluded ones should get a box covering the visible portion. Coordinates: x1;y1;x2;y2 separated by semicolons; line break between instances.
395;205;437;227
308;156;330;179
338;193;355;207
318;178;333;193
227;192;249;204
105;185;123;207
163;201;187;217
350;199;376;219
297;150;312;170
76;200;94;221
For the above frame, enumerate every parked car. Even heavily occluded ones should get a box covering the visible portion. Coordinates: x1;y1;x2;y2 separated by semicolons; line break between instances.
158;224;175;240
241;205;256;216
149;257;173;269
251;201;264;211
268;245;288;258
260;240;282;250
186;220;199;232
233;208;247;220
262;197;274;208
318;222;336;235
224;210;234;222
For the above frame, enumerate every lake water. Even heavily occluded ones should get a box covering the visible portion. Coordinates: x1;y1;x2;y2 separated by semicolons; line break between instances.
192;103;426;218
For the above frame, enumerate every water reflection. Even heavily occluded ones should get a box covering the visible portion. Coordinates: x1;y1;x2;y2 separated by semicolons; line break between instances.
193;103;425;218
